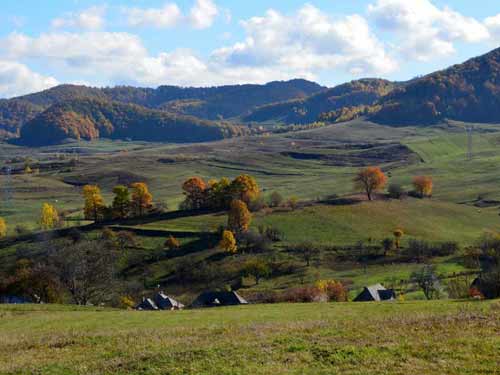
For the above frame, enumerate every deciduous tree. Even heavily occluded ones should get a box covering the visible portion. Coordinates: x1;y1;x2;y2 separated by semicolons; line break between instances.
182;177;207;209
228;200;252;234
130;182;153;217
353;166;387;201
219;230;237;254
40;203;59;230
242;259;271;285
165;235;181;251
0;218;6;239
83;185;105;222
393;228;404;249
413;176;433;198
231;174;260;205
112;185;130;219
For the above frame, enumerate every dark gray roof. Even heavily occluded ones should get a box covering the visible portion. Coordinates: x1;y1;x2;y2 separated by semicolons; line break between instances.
354;284;396;302
154;292;184;310
136;298;159;310
191;291;248;308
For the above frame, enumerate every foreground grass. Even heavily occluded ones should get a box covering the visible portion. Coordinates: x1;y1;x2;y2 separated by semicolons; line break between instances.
0;301;499;375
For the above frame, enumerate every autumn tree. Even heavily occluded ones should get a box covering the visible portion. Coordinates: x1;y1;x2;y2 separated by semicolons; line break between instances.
112;185;131;219
219;230;237;254
207;177;231;209
165;235;181;251
413;176;433;198
83;185;105;222
393;228;404;249
230;174;260;205
292;242;320;267
40;203;59;230
130;182;153;217
182;177;207;209
228;200;252;234
0;218;6;239
353;166;388;201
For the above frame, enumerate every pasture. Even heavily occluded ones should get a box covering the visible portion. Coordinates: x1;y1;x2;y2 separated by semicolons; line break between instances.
0;301;498;375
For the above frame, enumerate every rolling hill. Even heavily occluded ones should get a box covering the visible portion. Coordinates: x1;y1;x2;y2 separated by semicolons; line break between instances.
0;79;325;138
19;98;249;146
244;79;397;124
370;47;500;125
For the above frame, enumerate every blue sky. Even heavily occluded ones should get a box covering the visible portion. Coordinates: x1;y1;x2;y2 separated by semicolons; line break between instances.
0;0;499;98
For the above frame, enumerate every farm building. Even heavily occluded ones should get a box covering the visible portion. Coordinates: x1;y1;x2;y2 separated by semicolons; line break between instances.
135;292;184;311
191;291;248;308
154;292;184;310
353;284;396;302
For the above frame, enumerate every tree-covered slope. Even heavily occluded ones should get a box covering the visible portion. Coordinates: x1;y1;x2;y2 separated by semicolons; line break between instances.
370;47;500;125
244;79;396;124
19;98;249;146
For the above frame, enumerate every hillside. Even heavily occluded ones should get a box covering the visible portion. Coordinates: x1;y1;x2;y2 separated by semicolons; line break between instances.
370;47;500;125
19;98;249;146
244;79;396;124
1;80;324;137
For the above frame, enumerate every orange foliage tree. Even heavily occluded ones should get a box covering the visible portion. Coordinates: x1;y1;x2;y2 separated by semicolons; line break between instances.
218;230;237;254
228;200;252;234
413;176;433;198
130;182;153;217
182;177;207;209
353;166;388;201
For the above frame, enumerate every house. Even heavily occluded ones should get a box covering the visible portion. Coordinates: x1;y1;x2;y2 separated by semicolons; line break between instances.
353;284;396;302
153;292;184;310
0;295;33;304
191;291;248;308
135;297;159;310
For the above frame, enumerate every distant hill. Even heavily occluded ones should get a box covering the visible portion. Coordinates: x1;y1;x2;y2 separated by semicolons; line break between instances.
19;98;249;146
1;79;324;137
370;47;500;125
244;79;396;124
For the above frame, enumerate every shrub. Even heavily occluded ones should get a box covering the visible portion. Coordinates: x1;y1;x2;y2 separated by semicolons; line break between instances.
388;183;404;199
315;280;348;302
269;191;284;208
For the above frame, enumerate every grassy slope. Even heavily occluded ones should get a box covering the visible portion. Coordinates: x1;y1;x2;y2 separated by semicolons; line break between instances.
0;301;498;375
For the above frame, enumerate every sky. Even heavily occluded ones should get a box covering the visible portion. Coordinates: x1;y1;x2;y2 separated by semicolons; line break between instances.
0;0;499;98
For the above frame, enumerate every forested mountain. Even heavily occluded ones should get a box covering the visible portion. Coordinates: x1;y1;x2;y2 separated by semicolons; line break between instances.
244;79;397;124
19;98;249;146
1;79;324;137
369;47;500;125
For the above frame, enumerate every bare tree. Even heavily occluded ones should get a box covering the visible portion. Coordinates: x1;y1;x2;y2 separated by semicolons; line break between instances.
49;240;118;305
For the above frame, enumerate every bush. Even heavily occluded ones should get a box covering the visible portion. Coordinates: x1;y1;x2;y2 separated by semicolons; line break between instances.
269;191;284;207
388;183;404;199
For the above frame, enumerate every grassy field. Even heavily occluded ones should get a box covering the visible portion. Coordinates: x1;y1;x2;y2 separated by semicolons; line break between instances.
0;301;498;375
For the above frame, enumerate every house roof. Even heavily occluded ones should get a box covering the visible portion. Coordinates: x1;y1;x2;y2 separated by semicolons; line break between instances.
354;284;395;302
136;298;158;310
191;291;248;308
154;292;184;310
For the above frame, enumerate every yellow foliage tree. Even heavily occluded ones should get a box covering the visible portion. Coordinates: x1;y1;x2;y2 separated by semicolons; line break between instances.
393;228;404;249
228;200;252;234
219;230;237;254
131;182;153;217
83;185;105;222
231;174;260;205
0;218;6;238
40;203;59;230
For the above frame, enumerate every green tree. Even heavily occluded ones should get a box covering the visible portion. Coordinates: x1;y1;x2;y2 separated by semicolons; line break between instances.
242;259;271;285
112;185;131;219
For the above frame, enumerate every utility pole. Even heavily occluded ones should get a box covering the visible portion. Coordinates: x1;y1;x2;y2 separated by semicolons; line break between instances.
465;126;473;161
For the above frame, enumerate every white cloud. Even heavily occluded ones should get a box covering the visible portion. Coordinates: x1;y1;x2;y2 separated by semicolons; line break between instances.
485;14;500;42
51;6;106;30
0;60;58;98
212;5;397;77
189;0;218;29
123;2;182;28
368;0;490;61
